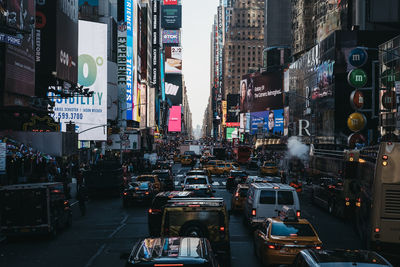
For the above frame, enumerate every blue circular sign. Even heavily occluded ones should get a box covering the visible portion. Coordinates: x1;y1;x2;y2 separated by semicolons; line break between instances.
348;48;368;68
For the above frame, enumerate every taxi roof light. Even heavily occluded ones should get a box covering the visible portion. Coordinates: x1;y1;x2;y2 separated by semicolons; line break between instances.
279;206;298;222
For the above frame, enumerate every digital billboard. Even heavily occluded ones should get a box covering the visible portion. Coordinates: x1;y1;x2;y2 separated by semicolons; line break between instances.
163;0;177;5
227;94;240;126
165;74;182;105
165;46;182;74
162;30;180;44
56;0;78;84
250;109;284;136
240;71;283;113
49;20;108;141
161;5;182;29
168;106;181;132
226;127;238;140
4;0;35;106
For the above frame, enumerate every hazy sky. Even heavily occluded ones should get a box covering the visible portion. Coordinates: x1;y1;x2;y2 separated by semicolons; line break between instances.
182;0;219;129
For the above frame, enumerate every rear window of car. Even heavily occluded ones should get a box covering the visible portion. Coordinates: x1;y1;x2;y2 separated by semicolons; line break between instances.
278;191;294;205
271;223;316;237
137;176;155;183
186;178;207;185
264;163;276;167
259;190;276;204
166;210;225;229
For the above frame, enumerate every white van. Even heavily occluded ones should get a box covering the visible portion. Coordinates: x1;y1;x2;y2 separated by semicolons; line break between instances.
244;183;300;227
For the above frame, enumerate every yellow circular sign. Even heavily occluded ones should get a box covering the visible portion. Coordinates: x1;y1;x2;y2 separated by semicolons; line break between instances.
347;112;367;132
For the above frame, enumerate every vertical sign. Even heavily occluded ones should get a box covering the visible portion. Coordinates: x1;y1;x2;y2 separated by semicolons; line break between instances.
0;142;6;174
152;0;160;87
125;0;134;120
118;22;127;122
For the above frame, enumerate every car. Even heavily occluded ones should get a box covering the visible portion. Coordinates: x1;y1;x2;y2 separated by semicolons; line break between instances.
200;155;209;164
260;161;279;176
123;237;220;267
152;169;174;191
122;182;154;207
186;168;213;184
311;176;344;214
160;198;231;266
136;175;162;193
155;160;172;170
231;184;249;211
211;162;240;176
247;157;260;170
254;207;323;266
244;183;301;228
226;170;248;191
203;159;224;170
293;249;393;267
148;191;194;236
181;155;194;166
182;175;213;196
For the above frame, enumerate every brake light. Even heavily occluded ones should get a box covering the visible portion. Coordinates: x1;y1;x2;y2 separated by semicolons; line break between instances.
374;228;380;233
63;200;69;205
145;192;149;195
228;176;233;179
296;211;301;217
273;186;279;189
251;209;256;216
123;192;128;196
219;226;225;231
268;245;276;249
315;246;322;250
235;192;239;197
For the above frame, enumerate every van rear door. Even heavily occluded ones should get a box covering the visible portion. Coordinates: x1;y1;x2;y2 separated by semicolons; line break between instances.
275;190;298;214
256;190;277;219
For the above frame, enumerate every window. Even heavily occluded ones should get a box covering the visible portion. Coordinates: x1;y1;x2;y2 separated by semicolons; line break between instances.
278;191;294;205
271;223;316;237
259;190;275;204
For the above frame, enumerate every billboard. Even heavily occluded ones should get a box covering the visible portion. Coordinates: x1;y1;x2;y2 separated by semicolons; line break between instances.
165;46;182;74
117;22;127;122
152;0;160;87
240;72;283;113
168;106;181;132
4;0;35;106
226;127;238;140
161;5;182;29
222;100;227;127
250;109;284;135
227;94;240;126
56;0;78;84
162;30;180;44
163;0;177;5
49;20;108;141
165;74;182;105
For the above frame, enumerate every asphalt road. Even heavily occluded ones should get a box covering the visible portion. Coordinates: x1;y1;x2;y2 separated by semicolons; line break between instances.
0;162;368;267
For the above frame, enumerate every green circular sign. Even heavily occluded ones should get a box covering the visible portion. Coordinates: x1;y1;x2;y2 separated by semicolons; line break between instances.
348;69;367;88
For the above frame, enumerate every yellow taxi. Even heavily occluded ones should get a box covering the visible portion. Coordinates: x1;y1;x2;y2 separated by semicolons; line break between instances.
180;155;193;166
203;160;224;173
231;184;249;211
253;207;322;266
260;161;279;176
173;154;181;163
212;162;240;176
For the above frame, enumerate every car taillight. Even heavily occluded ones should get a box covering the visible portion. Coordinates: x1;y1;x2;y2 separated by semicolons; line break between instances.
219;226;225;232
123;192;128;196
374;227;380;233
145;192;150;195
315;245;322;250
251;209;256;216
228;177;233;179
296;211;301;217
266;243;281;250
235;192;239;197
148;208;161;214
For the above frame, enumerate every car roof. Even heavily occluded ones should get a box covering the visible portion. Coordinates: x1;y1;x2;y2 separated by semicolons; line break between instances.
251;183;294;190
237;184;249;189
156;191;193;198
131;237;208;263
301;249;392;265
152;169;169;173
166;197;225;207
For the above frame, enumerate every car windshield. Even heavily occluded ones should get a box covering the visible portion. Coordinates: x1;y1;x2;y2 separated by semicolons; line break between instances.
185;178;207;185
137;176;155;183
264;162;276;167
271;222;316;237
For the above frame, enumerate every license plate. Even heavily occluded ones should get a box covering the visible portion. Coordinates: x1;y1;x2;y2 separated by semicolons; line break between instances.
280;248;296;254
20;228;30;233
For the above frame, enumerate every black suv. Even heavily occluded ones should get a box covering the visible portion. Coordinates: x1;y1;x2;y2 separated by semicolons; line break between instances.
148;191;194;236
152;169;174;191
226;170;248;192
124;237;219;267
160;198;231;266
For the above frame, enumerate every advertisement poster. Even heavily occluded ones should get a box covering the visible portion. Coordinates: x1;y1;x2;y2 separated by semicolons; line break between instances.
168;106;181;132
4;0;35;106
226;127;238;140
162;30;180;44
49;20;108;141
165;74;182;105
240;71;283;113
161;5;182;29
227;94;240;126
56;0;78;84
165;46;182;73
250;111;267;135
222;100;227;127
250;109;284;135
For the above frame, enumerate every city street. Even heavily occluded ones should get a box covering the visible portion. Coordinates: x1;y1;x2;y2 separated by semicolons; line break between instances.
0;163;364;267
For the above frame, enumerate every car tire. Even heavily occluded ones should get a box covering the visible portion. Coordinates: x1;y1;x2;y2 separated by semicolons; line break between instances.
180;222;207;238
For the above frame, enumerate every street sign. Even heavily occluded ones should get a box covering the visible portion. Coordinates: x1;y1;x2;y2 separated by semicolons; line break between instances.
350;90;364;110
348;48;368;68
348;69;367;88
347;112;367;132
0;142;6;174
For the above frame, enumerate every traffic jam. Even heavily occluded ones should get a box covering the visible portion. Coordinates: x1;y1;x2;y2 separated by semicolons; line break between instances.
2;140;399;267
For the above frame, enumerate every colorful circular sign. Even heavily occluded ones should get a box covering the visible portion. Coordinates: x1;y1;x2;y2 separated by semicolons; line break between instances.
347;112;367;132
350;90;364;110
348;69;367;88
348;48;368;68
348;133;366;148
381;90;397;110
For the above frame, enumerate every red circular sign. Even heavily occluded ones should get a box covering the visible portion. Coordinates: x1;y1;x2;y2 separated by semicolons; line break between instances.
350;90;364;110
381;91;396;110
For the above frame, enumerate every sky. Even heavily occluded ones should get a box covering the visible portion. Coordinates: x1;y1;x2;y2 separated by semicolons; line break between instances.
182;0;219;129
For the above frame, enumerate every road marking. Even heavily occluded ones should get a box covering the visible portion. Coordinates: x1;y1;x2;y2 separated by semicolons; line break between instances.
84;244;106;267
108;215;128;238
70;200;79;207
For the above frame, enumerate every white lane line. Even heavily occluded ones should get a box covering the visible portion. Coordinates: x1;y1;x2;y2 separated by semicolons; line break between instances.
70;200;79;207
84;244;106;267
108;215;128;238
